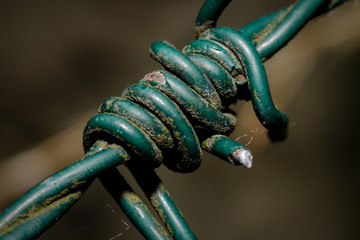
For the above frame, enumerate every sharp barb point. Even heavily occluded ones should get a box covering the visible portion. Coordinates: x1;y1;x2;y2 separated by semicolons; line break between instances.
232;149;253;168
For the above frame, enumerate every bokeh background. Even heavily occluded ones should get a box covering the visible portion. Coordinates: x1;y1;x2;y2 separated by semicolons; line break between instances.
0;0;360;239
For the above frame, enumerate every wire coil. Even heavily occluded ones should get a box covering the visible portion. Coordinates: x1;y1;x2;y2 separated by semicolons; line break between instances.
0;1;349;239
83;26;288;172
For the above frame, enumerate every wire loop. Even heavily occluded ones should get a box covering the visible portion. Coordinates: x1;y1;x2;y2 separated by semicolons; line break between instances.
0;1;349;239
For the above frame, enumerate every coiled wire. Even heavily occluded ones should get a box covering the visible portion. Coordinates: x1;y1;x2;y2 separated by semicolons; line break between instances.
0;0;349;239
84;36;252;173
84;17;293;173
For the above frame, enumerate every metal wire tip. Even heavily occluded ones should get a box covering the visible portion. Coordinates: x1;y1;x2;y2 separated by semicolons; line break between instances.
232;148;253;168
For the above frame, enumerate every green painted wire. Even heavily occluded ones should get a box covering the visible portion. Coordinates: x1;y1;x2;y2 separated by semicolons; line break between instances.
0;141;127;240
199;27;289;139
195;0;349;138
197;0;348;59
0;141;178;240
195;0;231;37
128;164;197;240
0;0;350;239
248;0;325;59
247;0;349;59
99;168;172;240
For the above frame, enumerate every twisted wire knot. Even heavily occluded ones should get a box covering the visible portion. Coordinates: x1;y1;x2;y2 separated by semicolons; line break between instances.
83;25;288;172
0;1;348;239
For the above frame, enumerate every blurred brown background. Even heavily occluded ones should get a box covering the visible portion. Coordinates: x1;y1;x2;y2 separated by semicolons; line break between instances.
0;0;360;239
